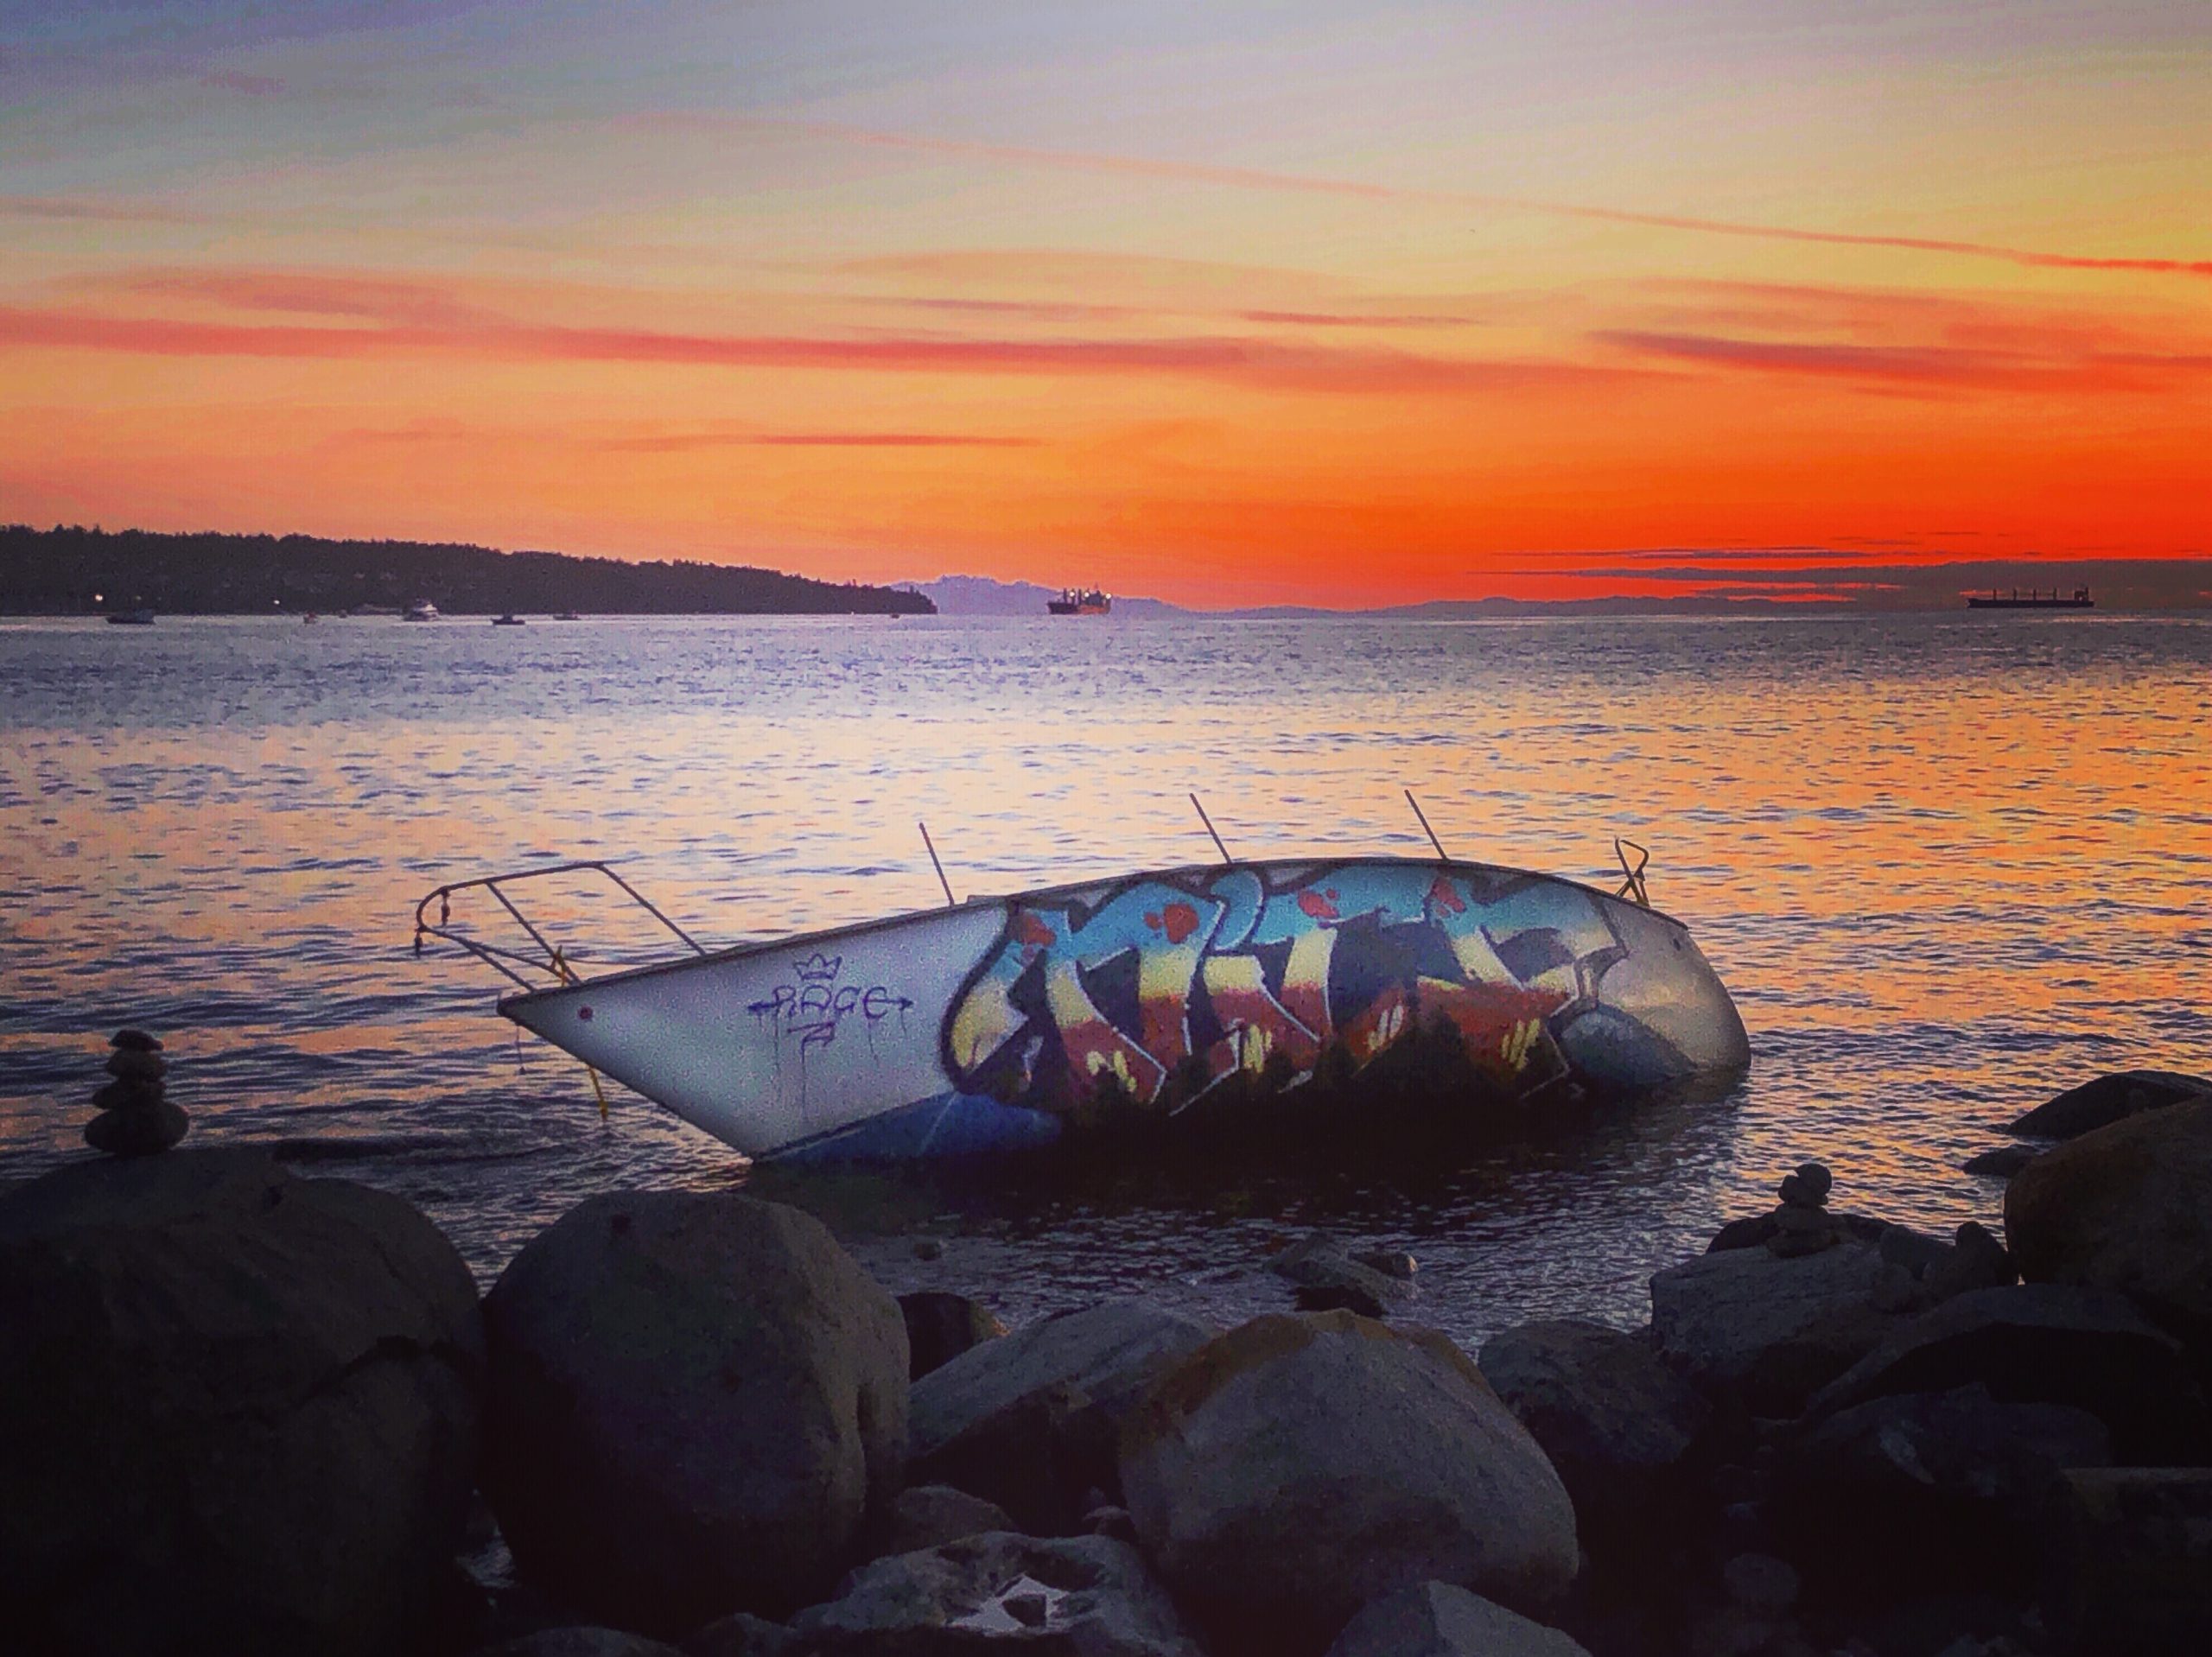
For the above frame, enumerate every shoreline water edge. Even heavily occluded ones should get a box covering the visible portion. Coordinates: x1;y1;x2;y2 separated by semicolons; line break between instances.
2;1058;2208;1657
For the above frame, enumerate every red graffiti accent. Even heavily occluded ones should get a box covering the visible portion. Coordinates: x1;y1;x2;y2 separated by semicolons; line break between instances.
1160;901;1200;944
1428;875;1466;915
1418;977;1571;1079
1144;911;1160;930
1296;889;1339;921
1012;911;1057;948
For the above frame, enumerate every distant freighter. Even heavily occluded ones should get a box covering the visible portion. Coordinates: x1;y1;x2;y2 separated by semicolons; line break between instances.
1967;586;2093;610
1047;587;1111;616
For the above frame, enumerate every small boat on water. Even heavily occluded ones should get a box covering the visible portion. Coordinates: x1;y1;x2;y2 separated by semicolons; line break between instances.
403;600;441;622
1047;587;1111;616
1967;586;2093;610
105;607;156;625
415;837;1749;1165
552;610;582;621
492;613;526;626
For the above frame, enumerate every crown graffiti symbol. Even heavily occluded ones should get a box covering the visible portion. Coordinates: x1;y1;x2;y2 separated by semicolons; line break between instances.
794;952;842;983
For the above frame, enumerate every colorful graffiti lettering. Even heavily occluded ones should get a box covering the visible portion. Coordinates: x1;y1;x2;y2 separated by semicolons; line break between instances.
750;951;916;1050
942;863;1627;1116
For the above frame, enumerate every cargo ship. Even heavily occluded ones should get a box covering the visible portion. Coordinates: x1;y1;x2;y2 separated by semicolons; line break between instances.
1967;586;2093;610
1047;587;1111;616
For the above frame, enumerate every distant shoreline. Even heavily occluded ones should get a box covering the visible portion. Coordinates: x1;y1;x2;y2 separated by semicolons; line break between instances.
0;524;935;619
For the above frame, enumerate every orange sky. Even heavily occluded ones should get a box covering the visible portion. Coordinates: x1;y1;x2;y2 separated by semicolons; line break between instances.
3;3;2206;606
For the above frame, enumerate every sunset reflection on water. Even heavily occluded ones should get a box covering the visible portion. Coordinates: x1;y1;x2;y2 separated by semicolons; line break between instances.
2;613;2206;1343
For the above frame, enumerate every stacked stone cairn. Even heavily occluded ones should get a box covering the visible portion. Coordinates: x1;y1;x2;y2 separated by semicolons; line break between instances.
83;1028;188;1156
1766;1159;1839;1257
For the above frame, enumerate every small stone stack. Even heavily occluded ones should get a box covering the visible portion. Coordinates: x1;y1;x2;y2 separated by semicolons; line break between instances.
1766;1161;1840;1258
84;1028;189;1156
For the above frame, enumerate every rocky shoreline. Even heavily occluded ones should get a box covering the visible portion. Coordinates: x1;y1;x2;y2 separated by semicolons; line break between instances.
2;1065;2206;1657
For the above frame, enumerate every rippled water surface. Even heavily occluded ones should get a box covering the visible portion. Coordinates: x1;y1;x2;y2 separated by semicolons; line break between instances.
3;613;2207;1345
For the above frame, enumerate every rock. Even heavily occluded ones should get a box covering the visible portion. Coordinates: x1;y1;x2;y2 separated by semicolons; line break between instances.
2044;1468;2212;1657
1268;1233;1409;1317
480;1631;689;1657
0;1147;483;1657
82;1095;190;1156
900;1291;1006;1381
910;1299;1217;1531
1802;1283;2210;1463
679;1612;804;1657
1324;1581;1592;1657
912;1238;945;1262
2007;1069;2210;1140
2004;1096;2212;1349
1649;1241;1907;1416
111;1027;162;1051
1874;1224;1950;1283
103;1046;168;1082
1767;1204;1840;1259
856;1485;1016;1563
1707;1214;1778;1253
1120;1311;1579;1647
1777;1176;1825;1211
1351;1249;1418;1281
1921;1222;2016;1305
790;1531;1205;1655
1768;1384;2110;1594
1292;1279;1395;1317
1720;1553;1799;1616
483;1192;908;1633
1961;1146;2038;1179
91;1077;163;1109
1083;1505;1139;1546
1477;1319;1712;1559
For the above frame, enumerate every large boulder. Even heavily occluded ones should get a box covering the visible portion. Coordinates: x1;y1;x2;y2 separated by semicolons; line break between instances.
789;1531;1205;1655
1767;1384;2110;1594
1802;1283;2210;1463
2006;1069;2209;1140
1476;1320;1711;1559
2044;1468;2212;1657
1118;1311;1579;1652
0;1147;483;1657
2004;1097;2212;1349
483;1192;907;1634
900;1292;1006;1381
1324;1582;1592;1657
855;1486;1017;1565
1649;1241;1908;1416
909;1300;1217;1531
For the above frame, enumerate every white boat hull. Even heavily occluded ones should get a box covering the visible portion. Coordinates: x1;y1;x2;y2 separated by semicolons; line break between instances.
500;857;1750;1163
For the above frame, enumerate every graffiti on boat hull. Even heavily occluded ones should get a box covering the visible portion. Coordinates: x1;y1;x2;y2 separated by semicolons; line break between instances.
943;863;1630;1118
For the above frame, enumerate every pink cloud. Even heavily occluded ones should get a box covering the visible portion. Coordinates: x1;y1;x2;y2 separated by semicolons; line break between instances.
200;70;284;97
700;117;2212;284
1593;328;2211;393
0;302;1649;396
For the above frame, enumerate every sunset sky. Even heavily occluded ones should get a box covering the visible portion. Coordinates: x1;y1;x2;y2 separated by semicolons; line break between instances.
3;2;2207;607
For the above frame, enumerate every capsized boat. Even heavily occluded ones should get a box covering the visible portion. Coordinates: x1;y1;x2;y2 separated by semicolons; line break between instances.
415;841;1749;1165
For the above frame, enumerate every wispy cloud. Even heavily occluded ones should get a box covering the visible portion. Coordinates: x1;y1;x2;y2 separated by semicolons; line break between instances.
1594;329;2212;394
601;430;1040;452
704;117;2212;284
199;70;284;96
0;194;219;225
0;302;1649;397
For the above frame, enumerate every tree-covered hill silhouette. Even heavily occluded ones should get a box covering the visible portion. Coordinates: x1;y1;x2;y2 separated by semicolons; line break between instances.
0;525;934;617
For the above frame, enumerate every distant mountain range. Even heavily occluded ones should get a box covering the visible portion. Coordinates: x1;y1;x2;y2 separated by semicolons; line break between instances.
899;575;1185;617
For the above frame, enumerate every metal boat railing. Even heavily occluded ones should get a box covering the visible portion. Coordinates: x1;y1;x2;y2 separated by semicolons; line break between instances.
411;861;709;1121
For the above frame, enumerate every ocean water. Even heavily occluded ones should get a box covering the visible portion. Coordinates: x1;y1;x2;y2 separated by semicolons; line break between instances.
3;612;2207;1347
